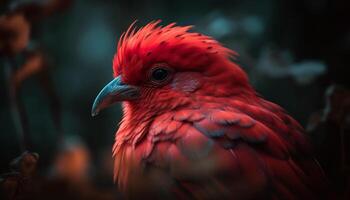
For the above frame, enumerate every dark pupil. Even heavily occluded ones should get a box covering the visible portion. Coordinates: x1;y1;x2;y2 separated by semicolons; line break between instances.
152;68;168;81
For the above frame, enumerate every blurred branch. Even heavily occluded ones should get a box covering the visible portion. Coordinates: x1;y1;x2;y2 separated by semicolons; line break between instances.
4;58;31;151
0;0;69;153
32;51;63;144
4;49;64;151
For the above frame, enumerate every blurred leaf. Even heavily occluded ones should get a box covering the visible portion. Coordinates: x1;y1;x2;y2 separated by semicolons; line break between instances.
0;151;39;200
51;137;90;183
0;13;30;56
9;151;39;177
256;47;326;84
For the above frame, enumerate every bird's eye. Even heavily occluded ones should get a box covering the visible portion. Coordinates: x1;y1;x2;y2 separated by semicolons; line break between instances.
150;66;171;84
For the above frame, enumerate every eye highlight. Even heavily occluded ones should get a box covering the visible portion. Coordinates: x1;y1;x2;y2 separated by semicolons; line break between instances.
149;65;172;84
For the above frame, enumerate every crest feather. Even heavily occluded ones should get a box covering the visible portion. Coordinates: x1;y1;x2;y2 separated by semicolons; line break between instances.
113;20;237;78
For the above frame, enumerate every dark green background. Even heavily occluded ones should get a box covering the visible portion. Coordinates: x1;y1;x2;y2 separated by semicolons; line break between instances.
1;0;349;191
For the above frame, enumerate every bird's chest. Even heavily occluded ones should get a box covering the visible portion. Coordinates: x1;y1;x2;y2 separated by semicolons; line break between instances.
116;127;247;199
114;106;271;199
134;124;236;177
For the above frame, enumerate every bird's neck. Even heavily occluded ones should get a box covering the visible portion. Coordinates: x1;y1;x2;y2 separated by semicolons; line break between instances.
116;100;167;148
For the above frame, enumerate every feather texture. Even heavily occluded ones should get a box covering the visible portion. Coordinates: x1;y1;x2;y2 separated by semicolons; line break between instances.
107;21;331;199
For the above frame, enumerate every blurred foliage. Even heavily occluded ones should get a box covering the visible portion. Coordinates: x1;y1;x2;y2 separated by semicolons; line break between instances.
0;0;349;199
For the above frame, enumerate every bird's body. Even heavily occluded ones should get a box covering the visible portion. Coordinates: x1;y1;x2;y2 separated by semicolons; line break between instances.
92;21;330;199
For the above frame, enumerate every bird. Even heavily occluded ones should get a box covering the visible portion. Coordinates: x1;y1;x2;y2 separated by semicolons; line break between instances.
92;21;330;200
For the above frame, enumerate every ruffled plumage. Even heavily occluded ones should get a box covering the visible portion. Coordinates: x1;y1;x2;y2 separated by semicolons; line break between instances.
110;21;330;199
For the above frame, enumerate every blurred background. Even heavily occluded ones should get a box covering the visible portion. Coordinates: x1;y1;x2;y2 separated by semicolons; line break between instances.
0;0;349;199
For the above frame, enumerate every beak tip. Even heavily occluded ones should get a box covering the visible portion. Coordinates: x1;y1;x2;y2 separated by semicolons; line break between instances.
91;108;99;117
91;76;139;118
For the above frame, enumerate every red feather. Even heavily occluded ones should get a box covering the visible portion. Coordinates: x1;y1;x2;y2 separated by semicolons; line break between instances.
109;21;331;199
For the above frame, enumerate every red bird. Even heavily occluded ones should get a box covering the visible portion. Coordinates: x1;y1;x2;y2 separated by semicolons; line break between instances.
92;21;330;199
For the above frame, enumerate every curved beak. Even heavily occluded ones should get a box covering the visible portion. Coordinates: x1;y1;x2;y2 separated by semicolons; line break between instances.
91;76;140;117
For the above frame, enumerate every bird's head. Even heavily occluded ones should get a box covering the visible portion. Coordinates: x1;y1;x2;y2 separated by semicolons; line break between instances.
92;21;253;117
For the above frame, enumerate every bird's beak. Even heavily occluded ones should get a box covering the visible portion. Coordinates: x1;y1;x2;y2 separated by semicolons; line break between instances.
91;76;140;117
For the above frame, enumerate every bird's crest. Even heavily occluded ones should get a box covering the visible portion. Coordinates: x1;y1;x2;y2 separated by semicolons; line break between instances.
113;20;237;83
